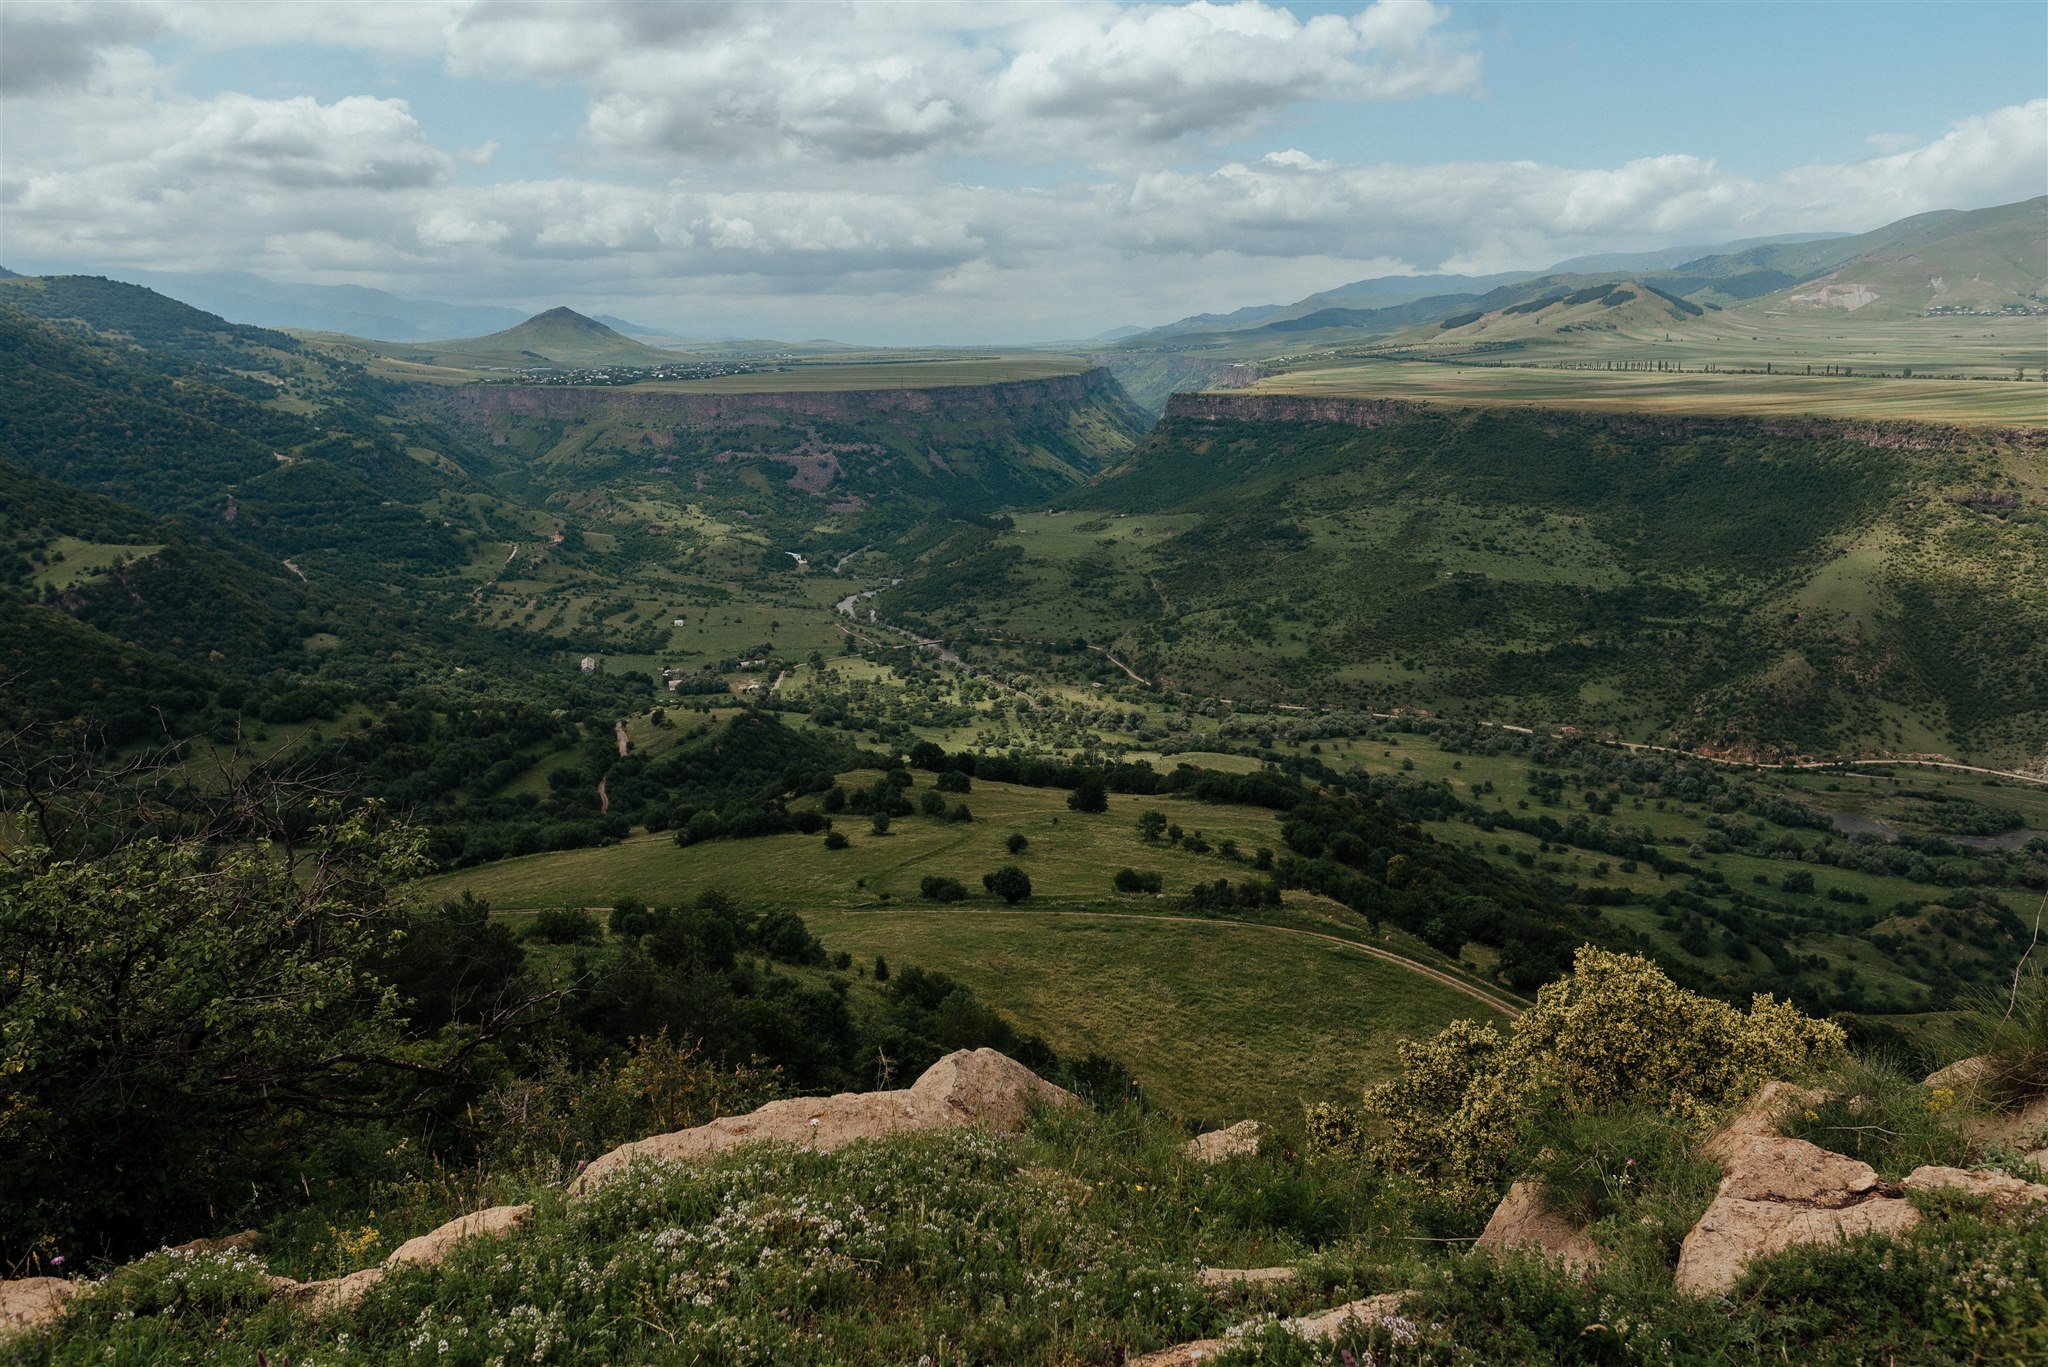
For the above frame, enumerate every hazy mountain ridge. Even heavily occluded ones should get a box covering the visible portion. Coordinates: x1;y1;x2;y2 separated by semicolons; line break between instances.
1122;198;2046;348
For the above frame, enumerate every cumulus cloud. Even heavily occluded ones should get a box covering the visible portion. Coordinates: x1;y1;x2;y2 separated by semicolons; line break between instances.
994;0;1477;143
444;0;1480;164
0;2;2041;341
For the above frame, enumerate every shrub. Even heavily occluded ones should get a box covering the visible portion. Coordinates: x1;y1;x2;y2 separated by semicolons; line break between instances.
1781;1056;1977;1180
1068;775;1109;813
920;875;968;903
608;898;656;938
824;830;850;850
1951;968;2048;1108
936;771;971;794
983;865;1032;904
1006;832;1029;855
1113;868;1162;895
870;812;891;836
1359;948;1847;1204
526;908;602;944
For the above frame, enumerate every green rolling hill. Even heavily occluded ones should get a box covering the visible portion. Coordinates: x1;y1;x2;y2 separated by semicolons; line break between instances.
330;306;687;372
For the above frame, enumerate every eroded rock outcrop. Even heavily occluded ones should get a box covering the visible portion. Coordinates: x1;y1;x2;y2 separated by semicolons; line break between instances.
1185;1120;1261;1164
1674;1135;1920;1295
572;1048;1080;1194
1477;1180;1601;1270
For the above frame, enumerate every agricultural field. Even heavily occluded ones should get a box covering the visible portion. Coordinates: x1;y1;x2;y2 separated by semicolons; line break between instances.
800;909;1503;1124
1236;357;2047;425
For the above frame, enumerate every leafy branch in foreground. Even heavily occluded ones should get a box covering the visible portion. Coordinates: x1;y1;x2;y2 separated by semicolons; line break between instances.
0;796;557;1263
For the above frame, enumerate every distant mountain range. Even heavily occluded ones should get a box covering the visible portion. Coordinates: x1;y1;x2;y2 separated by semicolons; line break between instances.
1122;200;2044;347
0;265;527;341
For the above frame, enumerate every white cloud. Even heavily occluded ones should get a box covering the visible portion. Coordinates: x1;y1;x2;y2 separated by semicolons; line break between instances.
0;3;2041;342
443;0;1480;165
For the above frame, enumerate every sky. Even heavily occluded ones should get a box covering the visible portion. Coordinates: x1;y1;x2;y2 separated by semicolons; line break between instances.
1;0;2043;344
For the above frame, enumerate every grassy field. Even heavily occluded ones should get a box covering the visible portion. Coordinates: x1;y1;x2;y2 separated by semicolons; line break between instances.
417;777;1301;911
27;536;163;591
802;908;1503;1125
1239;357;2047;424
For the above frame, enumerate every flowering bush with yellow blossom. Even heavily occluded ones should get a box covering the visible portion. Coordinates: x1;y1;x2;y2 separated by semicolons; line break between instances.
1343;948;1846;1204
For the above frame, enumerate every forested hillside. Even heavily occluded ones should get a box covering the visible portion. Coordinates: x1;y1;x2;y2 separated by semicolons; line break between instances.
882;401;2048;765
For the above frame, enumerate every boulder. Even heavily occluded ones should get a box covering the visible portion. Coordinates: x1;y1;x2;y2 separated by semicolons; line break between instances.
572;1048;1080;1194
1185;1119;1261;1164
1284;1292;1415;1341
1675;1135;1920;1295
283;1266;386;1317
1477;1180;1601;1269
1901;1165;2048;1211
1923;1055;1990;1090
169;1229;261;1256
386;1204;532;1269
0;1278;76;1341
1704;1081;1827;1160
1127;1291;1412;1364
282;1203;534;1316
1922;1056;2048;1150
1973;1092;2048;1153
1197;1266;1297;1292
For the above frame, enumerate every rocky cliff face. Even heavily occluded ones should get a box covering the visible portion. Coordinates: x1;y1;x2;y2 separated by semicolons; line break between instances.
451;367;1140;430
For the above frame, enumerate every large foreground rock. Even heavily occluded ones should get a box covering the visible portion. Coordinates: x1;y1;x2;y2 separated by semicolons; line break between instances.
0;1278;76;1341
572;1048;1080;1194
1477;1180;1601;1269
1675;1135;1919;1295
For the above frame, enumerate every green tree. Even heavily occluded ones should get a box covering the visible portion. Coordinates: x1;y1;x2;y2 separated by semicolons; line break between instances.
0;801;457;1258
983;865;1032;904
1068;774;1109;813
